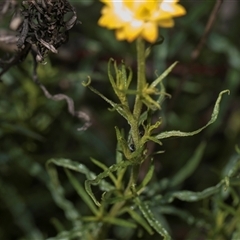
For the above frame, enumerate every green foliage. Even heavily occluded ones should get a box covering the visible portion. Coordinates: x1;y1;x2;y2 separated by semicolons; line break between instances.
1;1;240;240
43;54;236;239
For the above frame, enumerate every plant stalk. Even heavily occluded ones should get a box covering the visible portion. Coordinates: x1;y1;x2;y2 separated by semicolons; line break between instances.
132;37;146;148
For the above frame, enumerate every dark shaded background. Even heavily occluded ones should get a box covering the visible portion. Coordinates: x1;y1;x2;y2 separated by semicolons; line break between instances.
0;1;240;239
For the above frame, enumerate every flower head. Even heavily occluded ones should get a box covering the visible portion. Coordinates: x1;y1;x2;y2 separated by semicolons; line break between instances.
98;0;186;43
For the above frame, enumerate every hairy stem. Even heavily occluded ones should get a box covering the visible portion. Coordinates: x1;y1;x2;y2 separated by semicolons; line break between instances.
132;37;146;148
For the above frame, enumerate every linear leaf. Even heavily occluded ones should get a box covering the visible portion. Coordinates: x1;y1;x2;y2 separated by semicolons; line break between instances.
65;169;99;215
123;208;154;235
169;142;206;188
91;158;117;186
87;84;131;122
101;192;132;205
108;58;117;89
103;216;137;228
46;227;83;240
158;205;210;231
46;161;81;226
160;181;225;204
134;196;171;239
150;61;178;88
156;90;229;140
47;158;114;192
137;160;154;192
85;161;132;206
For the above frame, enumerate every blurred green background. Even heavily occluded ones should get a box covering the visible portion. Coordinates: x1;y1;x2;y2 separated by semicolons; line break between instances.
0;1;240;239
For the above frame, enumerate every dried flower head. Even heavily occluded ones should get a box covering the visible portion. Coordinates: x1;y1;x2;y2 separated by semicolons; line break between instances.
18;0;77;62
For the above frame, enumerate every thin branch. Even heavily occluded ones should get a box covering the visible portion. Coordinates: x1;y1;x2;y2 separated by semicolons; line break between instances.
191;0;224;60
168;0;224;112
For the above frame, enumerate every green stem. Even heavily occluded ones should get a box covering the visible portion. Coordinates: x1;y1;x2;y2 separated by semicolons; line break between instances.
124;164;140;195
132;37;146;147
96;38;146;240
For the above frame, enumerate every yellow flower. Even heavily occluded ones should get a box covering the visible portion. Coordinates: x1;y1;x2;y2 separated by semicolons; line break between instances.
98;0;186;43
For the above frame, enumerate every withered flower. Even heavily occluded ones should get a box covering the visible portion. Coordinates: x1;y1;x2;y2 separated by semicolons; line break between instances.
18;0;78;62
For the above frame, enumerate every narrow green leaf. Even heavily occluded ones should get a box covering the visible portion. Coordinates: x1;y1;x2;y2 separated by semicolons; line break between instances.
156;90;230;140
46;227;83;240
217;201;236;216
131;186;171;239
126;66;133;89
85;161;132;206
87;84;131;122
134;196;171;239
142;93;161;110
158;79;169;106
137;160;154;192
225;156;240;178
91;158;117;186
122;208;154;235
47;158;114;192
119;61;127;88
101;192;132;205
150;61;178;88
116;136;124;163
160;181;225;204
108;58;117;89
103;216;137;228
170;142;206;188
146;136;163;146
158;205;210;230
65;169;99;215
115;126;131;159
115;131;128;186
46;161;81;225
139;110;149;126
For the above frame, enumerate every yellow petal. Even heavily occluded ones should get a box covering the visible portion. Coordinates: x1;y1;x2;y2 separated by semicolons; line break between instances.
158;18;175;28
123;22;143;42
116;28;127;41
160;1;186;17
98;0;186;43
98;8;123;29
142;22;158;43
172;4;186;16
